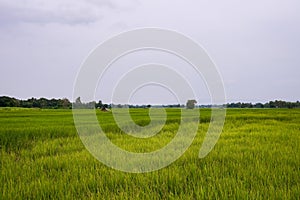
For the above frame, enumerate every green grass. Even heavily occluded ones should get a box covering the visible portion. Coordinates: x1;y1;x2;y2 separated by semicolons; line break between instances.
0;108;299;199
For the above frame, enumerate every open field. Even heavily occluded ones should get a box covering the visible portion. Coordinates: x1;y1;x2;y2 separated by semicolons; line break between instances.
0;108;299;199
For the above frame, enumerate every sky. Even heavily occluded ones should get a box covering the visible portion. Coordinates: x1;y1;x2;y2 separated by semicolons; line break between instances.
0;0;299;104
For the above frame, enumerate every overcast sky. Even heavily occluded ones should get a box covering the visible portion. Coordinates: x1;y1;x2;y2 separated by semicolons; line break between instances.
0;0;299;104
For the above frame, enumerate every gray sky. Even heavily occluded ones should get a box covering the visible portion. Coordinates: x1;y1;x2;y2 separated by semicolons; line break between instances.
0;0;299;104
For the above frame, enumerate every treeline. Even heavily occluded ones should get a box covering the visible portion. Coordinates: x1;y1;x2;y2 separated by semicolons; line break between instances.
226;100;300;109
0;96;300;109
0;96;71;109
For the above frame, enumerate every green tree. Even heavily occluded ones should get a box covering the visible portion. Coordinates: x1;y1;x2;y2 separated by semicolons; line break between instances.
186;100;197;109
96;100;103;108
62;98;71;109
0;96;20;107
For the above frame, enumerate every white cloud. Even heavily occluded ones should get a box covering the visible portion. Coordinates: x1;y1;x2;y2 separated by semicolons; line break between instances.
0;0;118;25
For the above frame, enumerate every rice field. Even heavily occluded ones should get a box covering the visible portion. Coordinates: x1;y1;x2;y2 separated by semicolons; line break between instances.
0;108;299;199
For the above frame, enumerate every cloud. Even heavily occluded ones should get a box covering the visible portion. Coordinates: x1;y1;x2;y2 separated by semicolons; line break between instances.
0;0;117;25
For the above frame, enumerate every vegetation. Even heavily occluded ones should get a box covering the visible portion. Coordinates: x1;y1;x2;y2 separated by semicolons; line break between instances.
0;96;72;109
1;96;300;109
0;108;299;199
226;100;300;108
186;99;197;109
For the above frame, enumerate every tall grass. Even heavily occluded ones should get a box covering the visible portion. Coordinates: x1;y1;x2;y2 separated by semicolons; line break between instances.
0;108;299;199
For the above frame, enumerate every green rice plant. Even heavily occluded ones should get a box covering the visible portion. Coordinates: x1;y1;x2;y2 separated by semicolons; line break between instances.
0;108;299;199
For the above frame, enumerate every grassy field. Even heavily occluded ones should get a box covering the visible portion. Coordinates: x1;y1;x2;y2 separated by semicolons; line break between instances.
0;108;299;199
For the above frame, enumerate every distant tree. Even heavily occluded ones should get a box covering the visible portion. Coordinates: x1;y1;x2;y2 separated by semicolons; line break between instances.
73;97;83;108
20;100;31;108
241;103;253;108
48;98;58;108
62;98;71;109
96;100;103;108
31;98;40;108
0;96;20;107
87;101;96;109
296;101;300;108
75;97;82;104
254;103;264;108
38;98;48;108
186;100;197;109
269;101;276;108
264;102;270;108
287;102;293;109
25;98;35;108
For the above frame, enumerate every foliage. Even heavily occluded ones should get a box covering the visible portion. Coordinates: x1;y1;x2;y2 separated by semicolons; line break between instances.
186;99;197;109
0;96;71;109
1;96;300;109
0;108;299;199
226;100;300;108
